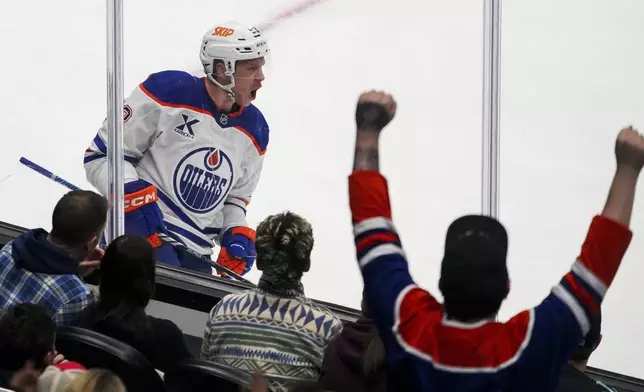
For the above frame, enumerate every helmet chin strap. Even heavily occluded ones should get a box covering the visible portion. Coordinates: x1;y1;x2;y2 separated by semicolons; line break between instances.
207;73;236;98
206;71;241;113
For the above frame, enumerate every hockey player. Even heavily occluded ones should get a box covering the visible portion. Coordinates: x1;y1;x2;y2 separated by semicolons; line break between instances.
83;21;270;277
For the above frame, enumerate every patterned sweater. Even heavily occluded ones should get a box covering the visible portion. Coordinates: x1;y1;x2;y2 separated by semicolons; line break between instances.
201;284;343;391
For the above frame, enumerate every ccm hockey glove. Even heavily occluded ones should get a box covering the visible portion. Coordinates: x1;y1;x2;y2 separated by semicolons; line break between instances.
216;227;256;277
123;180;178;266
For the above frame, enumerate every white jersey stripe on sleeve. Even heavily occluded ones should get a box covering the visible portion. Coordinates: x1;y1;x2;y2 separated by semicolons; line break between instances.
359;243;405;268
571;260;607;298
552;283;590;335
353;217;396;237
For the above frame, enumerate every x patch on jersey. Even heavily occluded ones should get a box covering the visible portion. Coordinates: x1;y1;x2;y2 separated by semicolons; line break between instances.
174;114;200;139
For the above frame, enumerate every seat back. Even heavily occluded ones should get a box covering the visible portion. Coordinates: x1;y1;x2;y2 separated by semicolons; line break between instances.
55;326;167;391
164;359;249;392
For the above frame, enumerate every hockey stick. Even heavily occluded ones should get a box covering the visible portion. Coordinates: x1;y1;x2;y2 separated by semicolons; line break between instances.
18;156;254;285
19;157;82;191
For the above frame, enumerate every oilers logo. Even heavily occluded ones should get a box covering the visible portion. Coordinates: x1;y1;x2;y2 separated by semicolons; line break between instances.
173;147;234;214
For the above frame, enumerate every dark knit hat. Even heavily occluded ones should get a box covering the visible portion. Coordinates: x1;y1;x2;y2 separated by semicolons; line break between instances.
444;215;508;253
439;215;509;319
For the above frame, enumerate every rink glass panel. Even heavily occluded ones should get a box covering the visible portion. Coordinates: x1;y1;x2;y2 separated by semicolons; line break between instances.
0;0;483;334
497;0;644;379
116;0;486;309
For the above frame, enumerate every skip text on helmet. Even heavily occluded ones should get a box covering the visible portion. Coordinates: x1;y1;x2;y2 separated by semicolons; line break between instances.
212;26;235;37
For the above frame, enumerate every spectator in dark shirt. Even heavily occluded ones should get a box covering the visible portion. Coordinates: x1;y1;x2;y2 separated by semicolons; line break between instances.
0;303;57;387
0;190;108;325
319;288;386;392
77;234;192;372
556;310;617;392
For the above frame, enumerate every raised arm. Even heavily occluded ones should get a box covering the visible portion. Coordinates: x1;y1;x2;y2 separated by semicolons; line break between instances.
552;127;643;333
348;91;444;362
602;126;644;226
509;127;642;388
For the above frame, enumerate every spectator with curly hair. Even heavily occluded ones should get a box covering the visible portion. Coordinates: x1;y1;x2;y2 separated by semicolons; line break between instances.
201;211;343;391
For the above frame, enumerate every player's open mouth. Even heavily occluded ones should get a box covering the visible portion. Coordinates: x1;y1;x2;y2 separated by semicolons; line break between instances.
250;89;258;100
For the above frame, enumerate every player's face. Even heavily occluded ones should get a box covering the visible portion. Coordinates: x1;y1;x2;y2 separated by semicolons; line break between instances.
233;57;265;107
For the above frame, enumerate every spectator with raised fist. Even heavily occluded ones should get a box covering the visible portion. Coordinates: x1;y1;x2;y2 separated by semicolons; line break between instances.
347;88;642;391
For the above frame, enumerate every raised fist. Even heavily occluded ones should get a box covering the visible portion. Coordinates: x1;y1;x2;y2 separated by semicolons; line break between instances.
615;126;644;171
355;90;397;133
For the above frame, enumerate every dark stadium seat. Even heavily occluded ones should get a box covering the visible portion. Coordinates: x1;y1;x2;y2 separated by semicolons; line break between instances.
55;326;167;391
163;359;249;392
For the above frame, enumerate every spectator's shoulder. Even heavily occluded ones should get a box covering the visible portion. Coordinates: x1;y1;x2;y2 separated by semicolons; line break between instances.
307;299;340;318
305;299;344;337
220;289;253;305
209;289;253;318
0;241;13;260
147;315;193;359
60;277;94;299
54;284;95;326
148;315;183;337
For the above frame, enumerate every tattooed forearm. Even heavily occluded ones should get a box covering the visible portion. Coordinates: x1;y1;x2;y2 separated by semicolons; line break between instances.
353;130;380;171
353;145;379;171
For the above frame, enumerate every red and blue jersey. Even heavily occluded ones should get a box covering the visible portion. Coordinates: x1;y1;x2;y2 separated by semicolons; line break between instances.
84;70;269;255
348;170;632;391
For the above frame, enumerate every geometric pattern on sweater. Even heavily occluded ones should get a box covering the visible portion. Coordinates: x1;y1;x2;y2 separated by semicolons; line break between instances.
200;287;343;390
216;290;341;337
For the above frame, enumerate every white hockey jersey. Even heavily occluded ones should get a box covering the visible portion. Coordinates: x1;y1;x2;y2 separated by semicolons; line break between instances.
84;70;269;256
